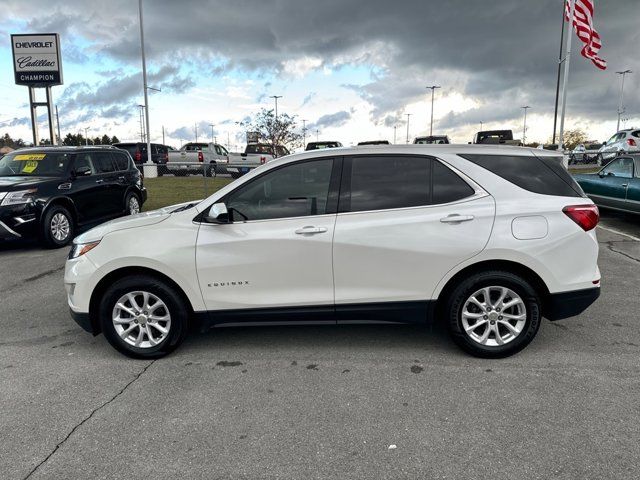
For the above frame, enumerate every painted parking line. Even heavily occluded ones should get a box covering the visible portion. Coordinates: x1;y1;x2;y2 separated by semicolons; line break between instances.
597;225;640;242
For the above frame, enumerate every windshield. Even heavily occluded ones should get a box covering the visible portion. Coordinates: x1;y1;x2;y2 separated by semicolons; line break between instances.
0;151;73;176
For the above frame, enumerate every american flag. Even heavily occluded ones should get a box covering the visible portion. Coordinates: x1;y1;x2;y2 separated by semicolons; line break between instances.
564;0;607;70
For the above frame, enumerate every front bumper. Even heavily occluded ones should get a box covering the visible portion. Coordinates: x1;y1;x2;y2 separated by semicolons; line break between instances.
0;204;38;240
70;308;95;334
545;287;601;321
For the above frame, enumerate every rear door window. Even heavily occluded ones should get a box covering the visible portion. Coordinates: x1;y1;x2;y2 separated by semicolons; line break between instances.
432;161;475;203
347;156;431;212
95;152;116;173
112;152;129;171
459;154;585;197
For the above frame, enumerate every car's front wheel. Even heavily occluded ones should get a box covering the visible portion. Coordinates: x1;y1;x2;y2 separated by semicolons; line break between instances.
40;205;74;248
445;271;541;358
99;275;189;358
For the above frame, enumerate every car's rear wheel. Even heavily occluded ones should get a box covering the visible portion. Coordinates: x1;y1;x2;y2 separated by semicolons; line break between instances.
125;192;141;215
99;275;189;358
40;205;74;248
445;271;541;358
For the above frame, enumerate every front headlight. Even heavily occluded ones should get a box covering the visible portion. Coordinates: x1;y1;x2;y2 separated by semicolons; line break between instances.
1;189;37;206
68;241;101;259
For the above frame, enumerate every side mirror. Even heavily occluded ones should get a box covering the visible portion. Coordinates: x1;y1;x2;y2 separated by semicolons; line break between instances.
598;172;605;178
74;166;92;177
204;202;229;224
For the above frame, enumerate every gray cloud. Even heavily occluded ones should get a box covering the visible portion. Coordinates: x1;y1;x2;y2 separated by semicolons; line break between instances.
3;0;638;139
310;110;351;130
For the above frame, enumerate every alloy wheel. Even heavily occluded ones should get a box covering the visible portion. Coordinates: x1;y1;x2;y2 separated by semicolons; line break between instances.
129;196;140;214
112;291;171;348
50;213;70;242
461;286;527;347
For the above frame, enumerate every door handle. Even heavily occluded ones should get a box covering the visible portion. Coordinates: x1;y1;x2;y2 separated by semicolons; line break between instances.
621;184;628;187
440;214;475;223
118;176;126;182
95;179;104;184
295;226;328;235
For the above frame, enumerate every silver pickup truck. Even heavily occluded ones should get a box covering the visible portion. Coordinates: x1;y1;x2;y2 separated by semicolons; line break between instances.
166;142;231;176
227;143;290;178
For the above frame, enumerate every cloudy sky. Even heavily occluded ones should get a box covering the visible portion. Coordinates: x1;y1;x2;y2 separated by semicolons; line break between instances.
1;0;638;150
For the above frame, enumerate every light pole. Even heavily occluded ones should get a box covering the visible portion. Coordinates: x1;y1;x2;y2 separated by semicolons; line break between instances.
315;129;319;141
138;104;146;142
393;125;397;144
195;123;198;142
405;113;412;144
616;70;632;132
426;85;440;136
84;127;89;145
521;106;531;145
209;124;215;143
480;121;483;131
138;0;152;165
270;95;282;120
302;119;308;148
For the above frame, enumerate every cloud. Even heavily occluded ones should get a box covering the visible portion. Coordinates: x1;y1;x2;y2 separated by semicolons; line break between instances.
310;110;351;130
2;0;638;141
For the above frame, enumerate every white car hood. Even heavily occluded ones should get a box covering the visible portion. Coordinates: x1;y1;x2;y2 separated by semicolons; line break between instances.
73;201;199;243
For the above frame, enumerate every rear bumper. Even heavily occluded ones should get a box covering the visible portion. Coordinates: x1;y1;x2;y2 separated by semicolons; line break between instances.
545;287;600;321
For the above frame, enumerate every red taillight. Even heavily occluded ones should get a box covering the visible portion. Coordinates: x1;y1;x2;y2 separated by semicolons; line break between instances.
260;156;266;165
134;151;141;162
627;138;636;147
563;204;599;231
198;151;204;162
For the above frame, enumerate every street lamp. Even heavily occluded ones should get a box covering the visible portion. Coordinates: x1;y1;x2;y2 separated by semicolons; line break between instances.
521;106;531;145
84;127;89;145
405;113;412;144
270;95;282;120
393;125;397;144
480;121;483;131
138;0;152;165
209;124;215;144
302;119;308;148
616;70;632;132
426;85;441;136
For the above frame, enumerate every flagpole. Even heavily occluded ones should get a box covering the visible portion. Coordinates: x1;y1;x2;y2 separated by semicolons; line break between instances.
552;0;566;145
558;0;575;160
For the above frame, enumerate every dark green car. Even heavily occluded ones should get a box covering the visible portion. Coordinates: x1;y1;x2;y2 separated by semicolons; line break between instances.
574;155;640;214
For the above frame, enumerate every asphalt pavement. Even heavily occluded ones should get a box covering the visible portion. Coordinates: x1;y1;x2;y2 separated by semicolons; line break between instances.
1;211;639;479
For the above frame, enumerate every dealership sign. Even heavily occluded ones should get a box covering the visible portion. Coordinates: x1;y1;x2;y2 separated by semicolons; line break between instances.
11;33;63;87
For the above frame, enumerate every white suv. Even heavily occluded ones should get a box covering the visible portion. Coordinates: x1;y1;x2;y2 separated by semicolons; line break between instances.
597;129;640;164
65;145;601;359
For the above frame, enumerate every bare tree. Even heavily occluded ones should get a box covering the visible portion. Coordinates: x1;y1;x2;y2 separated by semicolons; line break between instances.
242;109;303;155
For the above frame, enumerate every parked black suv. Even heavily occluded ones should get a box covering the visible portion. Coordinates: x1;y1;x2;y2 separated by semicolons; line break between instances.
0;147;147;248
113;142;169;175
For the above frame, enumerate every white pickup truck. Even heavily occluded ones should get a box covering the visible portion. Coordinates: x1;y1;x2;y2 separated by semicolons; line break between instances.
226;143;290;178
166;142;231;176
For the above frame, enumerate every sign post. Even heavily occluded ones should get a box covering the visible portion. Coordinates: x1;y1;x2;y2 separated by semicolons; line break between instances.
11;33;63;146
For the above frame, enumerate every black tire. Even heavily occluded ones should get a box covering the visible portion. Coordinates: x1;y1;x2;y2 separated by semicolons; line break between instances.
125;192;141;215
445;270;542;358
99;275;189;359
40;205;74;248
